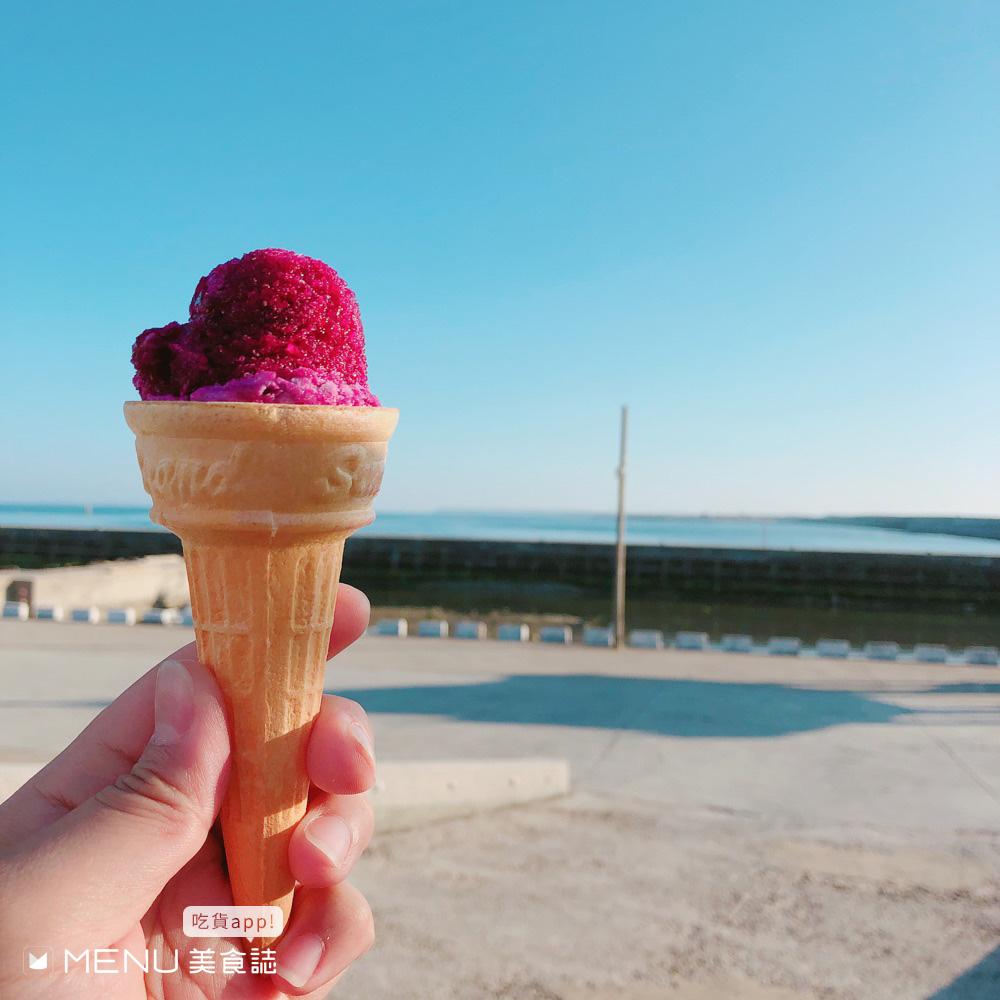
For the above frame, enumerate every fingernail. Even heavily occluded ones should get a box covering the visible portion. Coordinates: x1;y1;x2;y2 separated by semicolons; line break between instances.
151;659;195;746
304;814;354;867
351;722;375;763
277;932;324;989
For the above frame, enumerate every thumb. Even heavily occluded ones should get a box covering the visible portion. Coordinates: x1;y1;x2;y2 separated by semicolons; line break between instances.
11;658;231;943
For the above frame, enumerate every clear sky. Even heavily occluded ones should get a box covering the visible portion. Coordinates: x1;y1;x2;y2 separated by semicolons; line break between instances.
2;1;998;515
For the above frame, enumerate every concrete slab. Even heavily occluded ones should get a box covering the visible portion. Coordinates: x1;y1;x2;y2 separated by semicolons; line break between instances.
371;757;569;831
0;757;571;831
0;554;188;612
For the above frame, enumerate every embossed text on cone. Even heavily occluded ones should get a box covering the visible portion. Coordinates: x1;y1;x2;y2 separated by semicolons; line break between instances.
124;401;397;935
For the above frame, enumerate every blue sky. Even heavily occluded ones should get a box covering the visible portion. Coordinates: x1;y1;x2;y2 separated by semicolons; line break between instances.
2;1;998;515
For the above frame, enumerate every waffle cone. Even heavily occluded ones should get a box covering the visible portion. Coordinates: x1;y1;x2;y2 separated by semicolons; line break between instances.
124;401;397;938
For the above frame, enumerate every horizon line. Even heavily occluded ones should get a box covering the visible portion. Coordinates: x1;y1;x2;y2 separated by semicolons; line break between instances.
1;502;999;523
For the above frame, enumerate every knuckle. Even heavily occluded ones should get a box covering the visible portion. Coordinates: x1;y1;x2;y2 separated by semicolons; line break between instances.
354;893;375;953
355;796;375;840
336;882;375;955
342;881;374;925
336;697;365;719
93;755;200;838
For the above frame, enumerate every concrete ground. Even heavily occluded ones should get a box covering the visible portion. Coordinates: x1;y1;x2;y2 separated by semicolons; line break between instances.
2;621;1000;999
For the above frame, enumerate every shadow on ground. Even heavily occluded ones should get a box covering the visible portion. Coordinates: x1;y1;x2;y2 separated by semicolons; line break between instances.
886;683;1000;696
332;674;915;739
928;945;1000;998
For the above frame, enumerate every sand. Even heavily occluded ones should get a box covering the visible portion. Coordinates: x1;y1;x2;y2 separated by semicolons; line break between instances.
348;793;1000;999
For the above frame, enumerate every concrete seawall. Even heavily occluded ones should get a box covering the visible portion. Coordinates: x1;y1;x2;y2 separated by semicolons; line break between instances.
4;526;1000;613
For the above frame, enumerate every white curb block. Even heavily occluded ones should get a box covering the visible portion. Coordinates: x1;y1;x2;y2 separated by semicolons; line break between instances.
965;646;999;666
2;601;29;621
107;608;137;625
674;631;709;651
35;605;64;622
374;618;408;637
583;626;614;647
70;607;100;624
721;634;753;653
497;623;530;642
816;638;851;659
454;620;487;640
539;626;572;645
767;636;802;657
417;619;449;638
628;629;664;650
864;641;900;662
914;644;949;664
142;608;181;625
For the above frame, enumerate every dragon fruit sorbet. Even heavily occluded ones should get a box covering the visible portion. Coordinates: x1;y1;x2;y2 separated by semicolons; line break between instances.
131;248;379;405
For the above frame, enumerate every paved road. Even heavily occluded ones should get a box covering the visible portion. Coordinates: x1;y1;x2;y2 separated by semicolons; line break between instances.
3;621;999;832
3;621;1000;999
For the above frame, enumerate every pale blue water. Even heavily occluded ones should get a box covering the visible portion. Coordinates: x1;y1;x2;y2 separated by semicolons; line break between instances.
3;504;1000;556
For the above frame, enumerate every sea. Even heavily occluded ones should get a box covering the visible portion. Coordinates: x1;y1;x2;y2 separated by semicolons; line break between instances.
3;504;1000;557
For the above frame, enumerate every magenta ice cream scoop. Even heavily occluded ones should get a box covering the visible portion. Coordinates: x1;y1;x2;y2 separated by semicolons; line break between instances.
131;248;379;405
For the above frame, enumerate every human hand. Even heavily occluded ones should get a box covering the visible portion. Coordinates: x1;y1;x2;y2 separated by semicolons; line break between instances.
0;584;377;999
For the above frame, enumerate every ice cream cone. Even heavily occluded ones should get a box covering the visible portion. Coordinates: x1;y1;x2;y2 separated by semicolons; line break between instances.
124;400;397;938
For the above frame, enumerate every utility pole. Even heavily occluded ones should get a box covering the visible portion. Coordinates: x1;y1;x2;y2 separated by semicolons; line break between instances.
614;406;628;649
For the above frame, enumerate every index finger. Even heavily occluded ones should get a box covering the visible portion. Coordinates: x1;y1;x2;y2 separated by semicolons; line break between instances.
326;585;370;658
0;583;371;844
